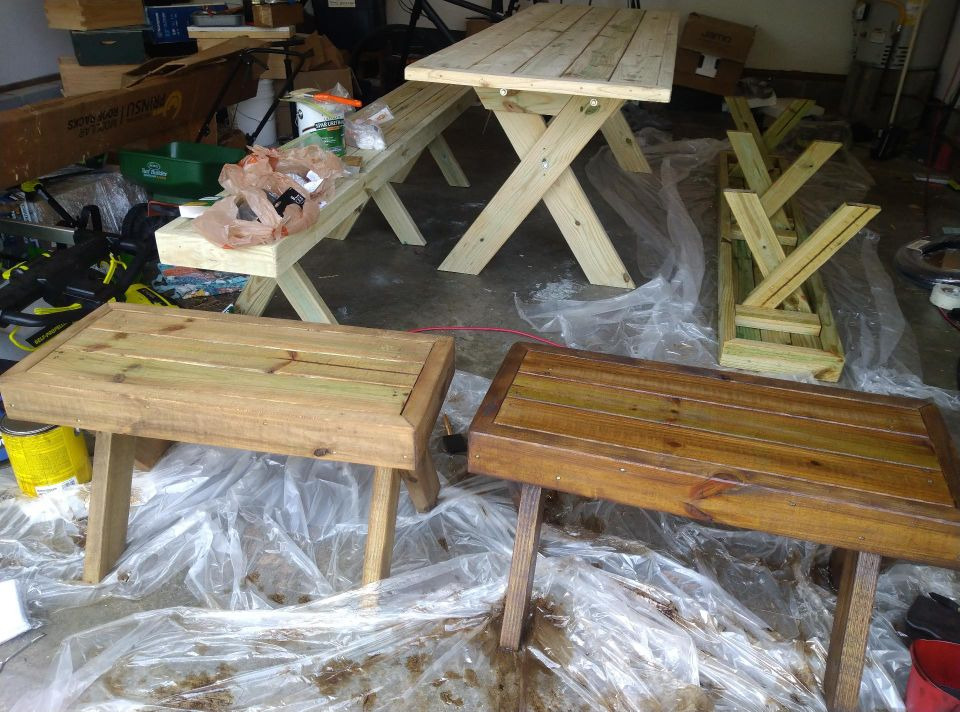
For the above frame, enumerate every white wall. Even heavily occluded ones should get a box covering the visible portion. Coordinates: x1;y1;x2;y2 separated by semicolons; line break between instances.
0;0;74;86
388;0;858;75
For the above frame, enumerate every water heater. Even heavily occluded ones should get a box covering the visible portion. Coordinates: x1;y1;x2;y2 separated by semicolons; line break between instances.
844;0;959;129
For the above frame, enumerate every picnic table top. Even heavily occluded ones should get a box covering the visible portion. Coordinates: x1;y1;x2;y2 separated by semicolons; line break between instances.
405;4;678;102
469;342;960;569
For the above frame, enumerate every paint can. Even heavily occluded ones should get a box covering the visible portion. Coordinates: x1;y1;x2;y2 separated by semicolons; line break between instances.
295;102;345;156
0;417;92;497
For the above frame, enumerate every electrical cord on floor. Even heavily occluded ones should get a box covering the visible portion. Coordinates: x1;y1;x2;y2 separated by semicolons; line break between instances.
408;325;565;348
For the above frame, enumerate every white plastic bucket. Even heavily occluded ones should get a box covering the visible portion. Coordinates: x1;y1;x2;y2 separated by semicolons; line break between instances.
234;78;278;146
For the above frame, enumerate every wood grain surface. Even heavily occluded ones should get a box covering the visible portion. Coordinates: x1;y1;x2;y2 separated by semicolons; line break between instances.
470;343;960;569
0;303;455;471
406;5;677;102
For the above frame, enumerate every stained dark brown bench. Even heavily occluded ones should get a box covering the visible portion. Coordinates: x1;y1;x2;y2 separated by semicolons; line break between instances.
469;342;960;712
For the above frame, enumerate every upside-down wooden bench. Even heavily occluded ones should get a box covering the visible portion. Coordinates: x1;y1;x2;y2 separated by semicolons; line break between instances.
469;342;960;712
0;303;455;585
154;81;474;324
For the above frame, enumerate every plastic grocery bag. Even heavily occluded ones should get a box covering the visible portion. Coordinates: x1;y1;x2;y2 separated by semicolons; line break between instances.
194;144;347;248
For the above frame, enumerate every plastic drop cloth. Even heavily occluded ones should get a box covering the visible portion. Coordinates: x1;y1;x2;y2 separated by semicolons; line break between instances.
1;133;959;711
0;371;956;711
518;127;960;423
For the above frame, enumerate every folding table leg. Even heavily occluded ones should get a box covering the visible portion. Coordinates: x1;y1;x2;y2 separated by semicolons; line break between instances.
823;549;882;712
600;110;651;174
500;483;545;650
362;466;402;585
235;276;279;317
276;263;338;324
83;432;137;583
399;450;440;513
439;95;627;287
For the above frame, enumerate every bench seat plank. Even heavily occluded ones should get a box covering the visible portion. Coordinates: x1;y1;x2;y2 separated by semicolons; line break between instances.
1;303;455;470
470;343;960;570
154;82;474;280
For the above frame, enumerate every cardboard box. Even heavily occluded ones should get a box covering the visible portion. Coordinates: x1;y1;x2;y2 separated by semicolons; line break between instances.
147;3;227;43
59;56;140;97
0;48;262;187
252;2;305;28
71;26;151;66
465;18;492;36
274;67;356;137
45;0;145;31
674;13;755;96
262;33;345;79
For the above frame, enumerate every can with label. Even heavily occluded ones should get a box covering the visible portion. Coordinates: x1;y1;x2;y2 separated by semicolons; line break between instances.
0;417;92;497
295;103;345;156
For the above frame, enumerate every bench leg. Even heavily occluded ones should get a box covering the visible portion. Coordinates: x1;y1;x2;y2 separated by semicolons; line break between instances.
235;276;278;317
83;432;137;583
823;549;882;712
427;134;470;188
276;263;338;324
500;483;545;650
362;466;401;585
600;110;651;174
390;153;421;184
370;183;427;246
325;204;364;241
399;450;440;513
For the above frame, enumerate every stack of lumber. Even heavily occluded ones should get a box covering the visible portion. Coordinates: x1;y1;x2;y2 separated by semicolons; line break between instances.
47;0;147;96
45;0;145;31
716;98;880;383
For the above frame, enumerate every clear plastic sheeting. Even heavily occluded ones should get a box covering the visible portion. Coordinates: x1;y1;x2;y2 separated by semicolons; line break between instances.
16;169;148;234
520;127;960;422
3;134;960;711
2;372;958;710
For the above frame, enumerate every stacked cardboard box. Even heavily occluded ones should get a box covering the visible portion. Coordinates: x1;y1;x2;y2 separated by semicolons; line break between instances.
45;0;145;31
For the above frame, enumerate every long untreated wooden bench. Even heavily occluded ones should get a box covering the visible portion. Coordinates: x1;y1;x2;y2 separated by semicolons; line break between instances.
155;81;474;323
0;303;455;586
470;342;960;712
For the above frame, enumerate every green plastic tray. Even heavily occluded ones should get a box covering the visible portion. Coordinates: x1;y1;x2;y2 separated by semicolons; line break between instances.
119;142;246;202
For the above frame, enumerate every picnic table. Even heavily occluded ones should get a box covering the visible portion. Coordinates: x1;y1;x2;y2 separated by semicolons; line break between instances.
405;4;679;289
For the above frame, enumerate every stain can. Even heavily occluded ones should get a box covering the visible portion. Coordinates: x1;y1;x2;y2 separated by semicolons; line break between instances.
0;417;92;497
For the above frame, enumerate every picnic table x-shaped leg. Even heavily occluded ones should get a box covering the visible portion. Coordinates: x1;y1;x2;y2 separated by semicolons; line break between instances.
438;90;651;289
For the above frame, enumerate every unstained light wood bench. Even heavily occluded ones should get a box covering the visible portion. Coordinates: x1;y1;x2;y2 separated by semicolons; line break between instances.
155;81;474;324
0;303;454;586
469;342;960;712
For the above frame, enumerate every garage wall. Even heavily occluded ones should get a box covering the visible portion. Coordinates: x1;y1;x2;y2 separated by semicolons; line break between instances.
0;0;73;86
386;0;858;75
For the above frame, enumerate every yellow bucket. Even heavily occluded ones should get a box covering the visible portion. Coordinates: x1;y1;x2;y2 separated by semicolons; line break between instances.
1;417;92;497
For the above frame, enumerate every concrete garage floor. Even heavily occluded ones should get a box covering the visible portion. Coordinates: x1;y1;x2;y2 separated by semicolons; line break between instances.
0;104;958;708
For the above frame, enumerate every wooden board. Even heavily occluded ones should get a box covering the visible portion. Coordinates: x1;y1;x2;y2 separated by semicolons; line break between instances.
45;0;145;30
717;152;848;382
58;57;139;97
469;343;960;570
154;83;473;277
405;5;677;102
0;303;455;471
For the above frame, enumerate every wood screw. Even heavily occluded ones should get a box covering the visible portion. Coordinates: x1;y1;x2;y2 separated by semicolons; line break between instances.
589;98;598;107
499;88;508;96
